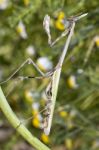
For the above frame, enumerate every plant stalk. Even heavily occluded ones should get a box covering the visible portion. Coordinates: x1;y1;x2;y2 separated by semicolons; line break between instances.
0;86;50;150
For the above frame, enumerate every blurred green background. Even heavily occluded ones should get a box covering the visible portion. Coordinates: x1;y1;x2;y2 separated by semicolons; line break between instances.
0;0;99;150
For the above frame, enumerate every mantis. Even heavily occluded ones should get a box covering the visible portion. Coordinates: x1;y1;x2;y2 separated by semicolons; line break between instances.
0;13;88;135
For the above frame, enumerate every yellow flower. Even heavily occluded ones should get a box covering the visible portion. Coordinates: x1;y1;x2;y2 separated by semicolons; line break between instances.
67;75;78;89
32;102;40;117
41;133;50;144
95;36;99;47
65;138;73;150
32;117;40;128
55;20;65;30
55;11;65;30
59;111;68;118
32;102;43;128
0;0;8;10
16;21;28;39
23;0;30;6
24;90;33;102
58;11;65;20
26;45;35;56
37;57;53;71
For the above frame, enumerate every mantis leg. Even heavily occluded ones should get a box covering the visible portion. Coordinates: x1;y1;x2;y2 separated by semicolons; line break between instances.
0;58;45;85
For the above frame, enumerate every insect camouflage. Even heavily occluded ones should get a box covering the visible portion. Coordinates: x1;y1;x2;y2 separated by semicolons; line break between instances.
0;13;87;135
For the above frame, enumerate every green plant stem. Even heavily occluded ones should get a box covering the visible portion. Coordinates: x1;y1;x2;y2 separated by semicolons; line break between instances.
0;86;50;150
